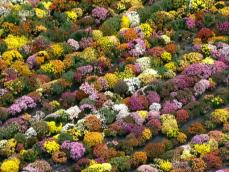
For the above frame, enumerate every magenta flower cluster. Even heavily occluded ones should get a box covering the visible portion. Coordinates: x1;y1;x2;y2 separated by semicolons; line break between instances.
171;75;196;89
185;17;196;29
61;141;85;160
217;21;229;34
161;99;182;114
8;96;36;115
146;91;160;104
182;63;212;79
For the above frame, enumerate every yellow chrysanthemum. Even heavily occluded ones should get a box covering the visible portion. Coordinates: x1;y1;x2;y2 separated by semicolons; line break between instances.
43;140;60;154
2;50;23;65
0;158;20;172
66;11;78;22
35;8;47;18
121;16;130;28
104;73;119;88
47;121;62;134
4;34;28;50
139;23;153;38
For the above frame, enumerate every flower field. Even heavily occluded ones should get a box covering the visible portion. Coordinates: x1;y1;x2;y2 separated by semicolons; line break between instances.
0;0;228;171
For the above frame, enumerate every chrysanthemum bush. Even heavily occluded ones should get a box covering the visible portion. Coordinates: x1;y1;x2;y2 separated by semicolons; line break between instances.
0;0;228;171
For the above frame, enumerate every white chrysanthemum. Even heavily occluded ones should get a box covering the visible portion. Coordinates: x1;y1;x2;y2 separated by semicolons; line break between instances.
124;77;141;94
136;57;152;71
173;99;183;109
10;0;25;4
126;11;140;27
141;68;158;76
67;39;79;51
0;7;10;17
112;104;130;120
104;91;114;97
0;140;7;149
161;35;171;44
76;119;86;131
25;127;37;138
149;103;161;112
61;123;75;132
32;111;46;121
180;144;193;160
66;105;81;120
138;69;159;84
135;43;146;55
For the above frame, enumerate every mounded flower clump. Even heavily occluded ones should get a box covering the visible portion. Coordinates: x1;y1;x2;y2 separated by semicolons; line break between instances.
0;0;229;172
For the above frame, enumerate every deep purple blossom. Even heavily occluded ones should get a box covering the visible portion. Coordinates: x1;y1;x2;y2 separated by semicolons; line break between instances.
217;21;229;34
127;95;149;111
121;122;144;137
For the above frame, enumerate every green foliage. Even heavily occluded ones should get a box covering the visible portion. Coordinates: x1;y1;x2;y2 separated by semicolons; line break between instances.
98;107;116;124
100;16;121;36
62;70;75;82
0;40;7;54
70;30;89;41
0;123;20;140
171;19;186;31
110;156;131;172
0;92;15;107
137;6;153;23
4;12;20;25
57;132;74;144
31;121;49;138
113;80;128;95
21;149;38;162
51;83;65;95
14;133;27;144
204;13;215;27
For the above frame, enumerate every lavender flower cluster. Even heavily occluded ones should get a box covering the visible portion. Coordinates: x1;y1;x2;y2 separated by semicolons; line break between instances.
92;7;109;24
8;96;36;115
61;141;85;160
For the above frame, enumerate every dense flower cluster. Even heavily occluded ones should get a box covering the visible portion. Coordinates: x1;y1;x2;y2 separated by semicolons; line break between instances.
8;96;36;115
0;0;228;171
61;141;85;160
